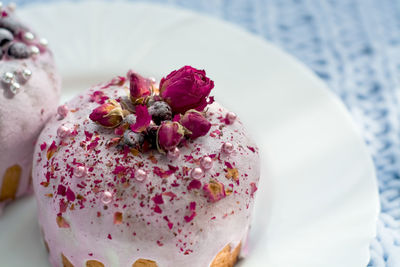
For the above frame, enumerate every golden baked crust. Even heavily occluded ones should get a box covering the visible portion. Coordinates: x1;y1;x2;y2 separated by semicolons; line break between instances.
86;260;105;267
62;254;74;267
132;259;158;267
210;243;241;267
60;242;241;266
0;164;21;201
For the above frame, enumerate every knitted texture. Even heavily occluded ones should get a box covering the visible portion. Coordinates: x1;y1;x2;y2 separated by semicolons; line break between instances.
11;0;400;265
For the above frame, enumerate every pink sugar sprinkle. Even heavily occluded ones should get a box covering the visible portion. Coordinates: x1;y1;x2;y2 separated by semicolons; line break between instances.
184;155;194;162
225;161;234;169
162;192;177;201
184;211;197;223
84;131;93;141
153;165;179;178
90;91;109;104
154;205;162;213
40;142;47;151
87;137;100;151
57;184;66;196
152;194;164;205
66;187;76;202
59;200;67;213
112;165;126;175
247;146;256;153
187;179;202;191
250;182;258;197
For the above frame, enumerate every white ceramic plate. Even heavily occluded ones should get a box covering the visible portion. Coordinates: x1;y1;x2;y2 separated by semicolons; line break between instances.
0;1;379;267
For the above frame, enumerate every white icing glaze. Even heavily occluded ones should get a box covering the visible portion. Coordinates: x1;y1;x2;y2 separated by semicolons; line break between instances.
0;10;61;213
33;78;260;267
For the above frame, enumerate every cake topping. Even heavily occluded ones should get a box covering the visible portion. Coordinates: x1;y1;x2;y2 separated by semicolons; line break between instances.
148;101;172;125
100;191;113;204
159;65;214;114
167;147;180;161
89;100;124;128
20;68;32;81
135;169;148;182
157;121;185;153
57;105;69;119
39;37;48;47
89;66;215;157
7;42;30;58
2;71;13;83
57;125;71;139
203;181;226;202
200;156;213;170
225;112;237;125
30;45;39;56
190;167;204;180
0;3;49;96
34;65;261;260
74;165;87;178
130;105;151;133
46;141;57;160
180;110;211;139
1;67;32;95
23;31;34;41
122;130;144;149
221;142;234;154
128;70;153;103
8;79;20;94
0;28;13;46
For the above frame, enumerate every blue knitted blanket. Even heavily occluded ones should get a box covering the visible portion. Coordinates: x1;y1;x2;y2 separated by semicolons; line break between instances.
12;0;400;265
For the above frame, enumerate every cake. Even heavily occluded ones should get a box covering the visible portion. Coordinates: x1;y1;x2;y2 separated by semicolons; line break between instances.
0;3;61;215
33;66;260;267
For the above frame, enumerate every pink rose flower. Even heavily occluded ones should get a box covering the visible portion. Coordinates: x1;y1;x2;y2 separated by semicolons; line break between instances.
157;121;185;152
89;100;124;128
159;66;214;114
180;110;211;139
128;70;153;103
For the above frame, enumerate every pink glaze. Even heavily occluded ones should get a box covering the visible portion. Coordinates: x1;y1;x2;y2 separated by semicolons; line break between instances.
0;9;61;214
33;77;260;267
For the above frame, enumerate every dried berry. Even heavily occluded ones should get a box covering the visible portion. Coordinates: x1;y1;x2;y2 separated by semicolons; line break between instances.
0;17;23;34
148;101;172;125
0;28;13;47
145;124;159;148
122;130;144;148
8;42;30;59
123;114;137;125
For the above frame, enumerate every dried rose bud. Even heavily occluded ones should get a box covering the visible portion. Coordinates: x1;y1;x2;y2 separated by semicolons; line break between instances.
203;180;226;202
160;66;214;114
181;110;211;139
128;70;153;103
157;121;185;152
89;100;124;128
